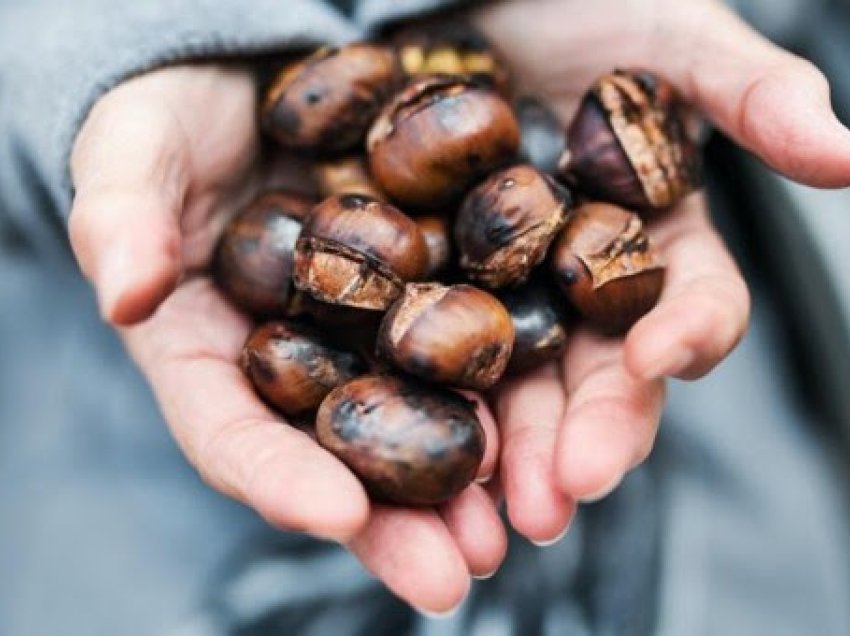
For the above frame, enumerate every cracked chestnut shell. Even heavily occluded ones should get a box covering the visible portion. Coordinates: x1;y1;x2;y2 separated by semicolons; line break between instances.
367;76;520;209
241;321;364;420
294;194;429;311
551;202;664;334
377;283;514;390
558;69;702;210
416;215;452;278
316;374;484;506
215;191;314;317
456;164;571;288
515;96;565;175
262;44;402;154
497;282;569;374
313;155;385;200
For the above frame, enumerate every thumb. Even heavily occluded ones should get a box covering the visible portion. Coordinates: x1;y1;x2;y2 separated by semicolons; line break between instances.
70;96;186;325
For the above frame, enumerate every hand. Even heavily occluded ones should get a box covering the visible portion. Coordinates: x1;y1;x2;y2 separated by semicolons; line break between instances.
69;66;506;614
476;0;850;544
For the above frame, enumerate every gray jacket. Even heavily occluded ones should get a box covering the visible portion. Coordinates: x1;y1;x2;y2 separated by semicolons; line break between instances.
1;1;849;635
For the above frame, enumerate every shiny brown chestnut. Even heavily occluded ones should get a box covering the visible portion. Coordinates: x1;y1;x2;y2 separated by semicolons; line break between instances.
313;155;385;200
497;282;569;374
367;75;520;209
378;283;514;390
558;69;702;210
262;44;402;153
241;321;364;420
456;164;571;288
316;374;484;506
515;96;565;175
416;215;452;278
294;194;429;311
551;202;664;334
215;191;314;317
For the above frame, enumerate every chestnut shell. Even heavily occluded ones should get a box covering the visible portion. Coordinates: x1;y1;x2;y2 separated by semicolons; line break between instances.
455;164;570;288
313;155;385;200
241;321;364;420
215;191;314;317
262;44;402;154
551;202;664;334
497;282;569;374
294;194;429;311
378;283;514;390
367;76;520;209
316;374;484;506
416;215;452;278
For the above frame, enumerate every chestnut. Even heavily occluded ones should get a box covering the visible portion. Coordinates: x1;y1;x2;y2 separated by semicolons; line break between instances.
497;282;569;374
416;215;452;278
455;164;571;288
551;202;664;334
391;20;510;94
261;44;402;154
367;76;520;209
313;155;385;200
316;374;484;506
215;191;314;317
558;69;702;210
294;194;429;311
377;283;514;390
241;321;364;420
515;96;565;175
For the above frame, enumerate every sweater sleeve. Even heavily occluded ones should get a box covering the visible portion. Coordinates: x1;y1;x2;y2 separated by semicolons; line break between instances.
0;0;356;256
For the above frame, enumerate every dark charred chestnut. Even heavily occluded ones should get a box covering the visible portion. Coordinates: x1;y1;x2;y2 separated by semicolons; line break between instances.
367;76;520;209
313;155;385;200
455;164;571;288
551;202;664;334
215;191;314;317
316;374;484;506
391;20;510;94
515;96;565;175
558;70;702;210
497;282;569;374
416;215;452;278
241;321;364;420
377;283;514;390
262;44;402;154
294;194;429;311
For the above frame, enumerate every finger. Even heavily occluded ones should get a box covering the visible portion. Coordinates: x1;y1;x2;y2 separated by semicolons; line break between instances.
70;93;186;325
348;506;470;616
122;278;369;542
496;364;575;544
659;0;850;187
460;391;499;483
439;484;508;579
626;195;750;381
558;331;665;502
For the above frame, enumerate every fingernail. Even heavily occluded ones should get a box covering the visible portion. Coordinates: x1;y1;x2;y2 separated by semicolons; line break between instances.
530;519;572;547
472;568;498;581
474;472;494;485
640;346;694;381
578;473;623;504
418;597;466;620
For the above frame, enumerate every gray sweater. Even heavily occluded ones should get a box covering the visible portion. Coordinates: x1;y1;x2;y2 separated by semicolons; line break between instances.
1;1;849;635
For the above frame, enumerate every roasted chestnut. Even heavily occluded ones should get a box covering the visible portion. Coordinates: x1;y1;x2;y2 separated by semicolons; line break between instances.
294;194;429;311
391;20;510;94
416;215;452;278
262;44;402;154
455;164;570;288
557;69;701;210
378;283;514;390
497;282;569;374
551;202;664;334
367;76;520;209
215;191;314;316
241;321;364;420
313;155;384;200
515;95;565;175
316;374;484;506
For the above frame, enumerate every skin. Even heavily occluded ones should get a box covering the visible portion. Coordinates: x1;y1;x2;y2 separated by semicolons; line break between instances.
68;0;850;615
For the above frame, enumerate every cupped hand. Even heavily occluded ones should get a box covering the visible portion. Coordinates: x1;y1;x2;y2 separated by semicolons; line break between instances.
69;65;506;614
477;0;850;544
